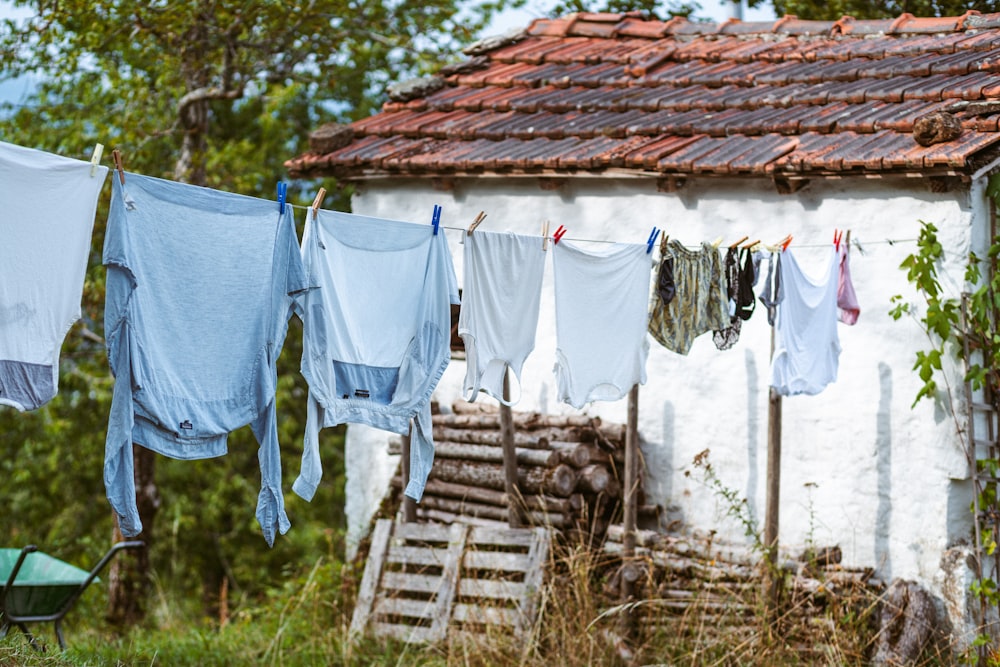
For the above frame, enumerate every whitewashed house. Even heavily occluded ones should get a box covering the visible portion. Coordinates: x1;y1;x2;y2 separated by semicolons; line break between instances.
287;10;1000;637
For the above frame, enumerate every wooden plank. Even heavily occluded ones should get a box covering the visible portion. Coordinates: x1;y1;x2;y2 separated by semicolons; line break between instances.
386;545;449;568
401;429;417;523
349;518;393;638
373;596;437;620
467;526;536;548
371;622;435;643
453;602;520;626
464;550;530;572
381;571;442;595
458;578;527;600
518;527;551;634
428;522;469;642
393;522;453;543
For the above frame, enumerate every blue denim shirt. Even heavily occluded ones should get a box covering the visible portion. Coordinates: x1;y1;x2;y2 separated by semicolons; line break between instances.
103;173;309;546
293;210;459;503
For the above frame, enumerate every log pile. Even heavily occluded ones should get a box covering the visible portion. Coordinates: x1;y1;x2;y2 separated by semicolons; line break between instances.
389;401;650;534
602;525;883;640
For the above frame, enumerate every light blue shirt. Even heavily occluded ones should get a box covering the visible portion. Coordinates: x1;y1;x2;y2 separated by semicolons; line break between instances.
103;173;309;546
293;210;459;503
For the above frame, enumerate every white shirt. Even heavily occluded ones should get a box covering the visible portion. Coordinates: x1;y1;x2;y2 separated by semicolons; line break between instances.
0;141;108;410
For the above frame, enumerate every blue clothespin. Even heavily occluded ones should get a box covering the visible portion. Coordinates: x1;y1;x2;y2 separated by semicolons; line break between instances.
277;182;288;214
432;204;442;235
646;227;660;254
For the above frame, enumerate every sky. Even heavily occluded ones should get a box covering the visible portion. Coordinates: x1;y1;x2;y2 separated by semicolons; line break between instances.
0;0;777;107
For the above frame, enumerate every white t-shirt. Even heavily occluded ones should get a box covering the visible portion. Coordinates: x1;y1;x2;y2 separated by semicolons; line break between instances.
769;247;841;396
0;141;108;410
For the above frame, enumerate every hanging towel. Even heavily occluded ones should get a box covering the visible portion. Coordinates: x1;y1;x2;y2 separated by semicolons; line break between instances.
0;141;108;410
294;210;459;504
769;247;841;396
103;173;309;546
648;240;729;355
552;240;650;408
459;229;546;405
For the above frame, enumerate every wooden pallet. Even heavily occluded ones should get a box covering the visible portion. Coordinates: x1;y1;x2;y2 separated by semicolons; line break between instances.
350;519;551;643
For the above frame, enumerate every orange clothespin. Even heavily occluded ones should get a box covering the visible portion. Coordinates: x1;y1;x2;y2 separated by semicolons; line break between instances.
729;235;748;249
111;148;125;186
467;211;486;236
781;235;793;251
542;220;550;250
311;187;327;221
742;238;760;250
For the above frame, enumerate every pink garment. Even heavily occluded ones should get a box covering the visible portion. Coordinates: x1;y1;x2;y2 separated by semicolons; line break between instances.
837;244;860;325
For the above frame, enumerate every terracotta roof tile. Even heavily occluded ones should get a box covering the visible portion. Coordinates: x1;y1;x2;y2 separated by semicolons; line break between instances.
288;11;1000;178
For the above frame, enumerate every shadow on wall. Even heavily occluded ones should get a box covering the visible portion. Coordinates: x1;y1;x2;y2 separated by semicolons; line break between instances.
651;400;682;529
876;361;893;580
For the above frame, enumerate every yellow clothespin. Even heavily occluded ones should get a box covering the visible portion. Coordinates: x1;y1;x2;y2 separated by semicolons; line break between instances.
711;236;723;249
311;187;327;221
542;220;550;250
467;211;486;236
90;143;104;177
111;148;125;185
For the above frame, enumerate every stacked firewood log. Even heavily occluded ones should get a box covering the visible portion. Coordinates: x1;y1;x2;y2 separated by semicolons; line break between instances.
602;525;881;637
389;401;653;533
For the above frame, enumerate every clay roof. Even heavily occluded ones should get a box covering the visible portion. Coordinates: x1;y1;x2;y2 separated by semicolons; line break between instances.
286;11;1000;181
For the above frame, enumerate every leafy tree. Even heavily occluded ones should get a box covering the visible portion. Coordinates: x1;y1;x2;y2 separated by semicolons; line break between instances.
770;0;1000;20
0;0;512;628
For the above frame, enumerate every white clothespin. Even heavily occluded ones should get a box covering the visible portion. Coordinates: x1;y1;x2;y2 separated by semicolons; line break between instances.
90;143;104;177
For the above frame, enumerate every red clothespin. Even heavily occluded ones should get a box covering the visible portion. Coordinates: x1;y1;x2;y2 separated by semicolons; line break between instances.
833;229;843;250
553;224;567;245
781;235;793;251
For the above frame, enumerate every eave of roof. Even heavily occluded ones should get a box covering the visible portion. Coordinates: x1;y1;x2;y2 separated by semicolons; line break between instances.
287;10;1000;181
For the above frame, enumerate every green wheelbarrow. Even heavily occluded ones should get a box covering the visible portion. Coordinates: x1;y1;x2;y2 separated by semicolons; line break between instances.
0;541;144;650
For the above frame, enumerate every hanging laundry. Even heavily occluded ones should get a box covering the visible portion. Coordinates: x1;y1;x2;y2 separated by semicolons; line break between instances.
459;229;546;405
103;173;309;546
758;250;782;326
838;243;860;325
648;240;728;355
294;210;459;504
552;240;650;408
713;247;757;351
769;247;841;396
0;141;108;411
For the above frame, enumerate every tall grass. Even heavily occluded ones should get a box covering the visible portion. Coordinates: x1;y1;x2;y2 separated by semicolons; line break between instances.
1;535;954;667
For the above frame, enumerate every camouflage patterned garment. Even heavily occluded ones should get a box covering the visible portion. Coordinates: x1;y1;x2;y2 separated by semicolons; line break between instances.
648;240;729;355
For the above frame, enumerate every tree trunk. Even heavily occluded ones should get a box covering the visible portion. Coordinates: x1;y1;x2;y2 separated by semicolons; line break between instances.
106;446;159;628
426;458;578;497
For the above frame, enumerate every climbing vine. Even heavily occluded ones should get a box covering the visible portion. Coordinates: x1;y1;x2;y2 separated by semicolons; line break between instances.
890;176;1000;662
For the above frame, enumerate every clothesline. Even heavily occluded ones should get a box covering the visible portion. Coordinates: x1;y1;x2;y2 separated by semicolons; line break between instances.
285;202;919;252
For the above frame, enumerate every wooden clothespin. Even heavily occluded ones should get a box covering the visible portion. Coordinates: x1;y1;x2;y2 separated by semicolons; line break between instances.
90;143;104;178
742;238;760;250
542;220;550;250
729;235;748;249
311;187;327;221
659;232;669;254
467;211;486;236
111;148;125;185
845;229;851;248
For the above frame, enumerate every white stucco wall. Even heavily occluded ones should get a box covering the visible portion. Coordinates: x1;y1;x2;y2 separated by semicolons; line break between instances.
340;173;989;606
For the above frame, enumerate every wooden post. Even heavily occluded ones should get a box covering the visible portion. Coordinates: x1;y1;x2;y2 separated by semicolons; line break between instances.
500;368;526;528
401;424;417;523
764;330;782;619
620;384;640;637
